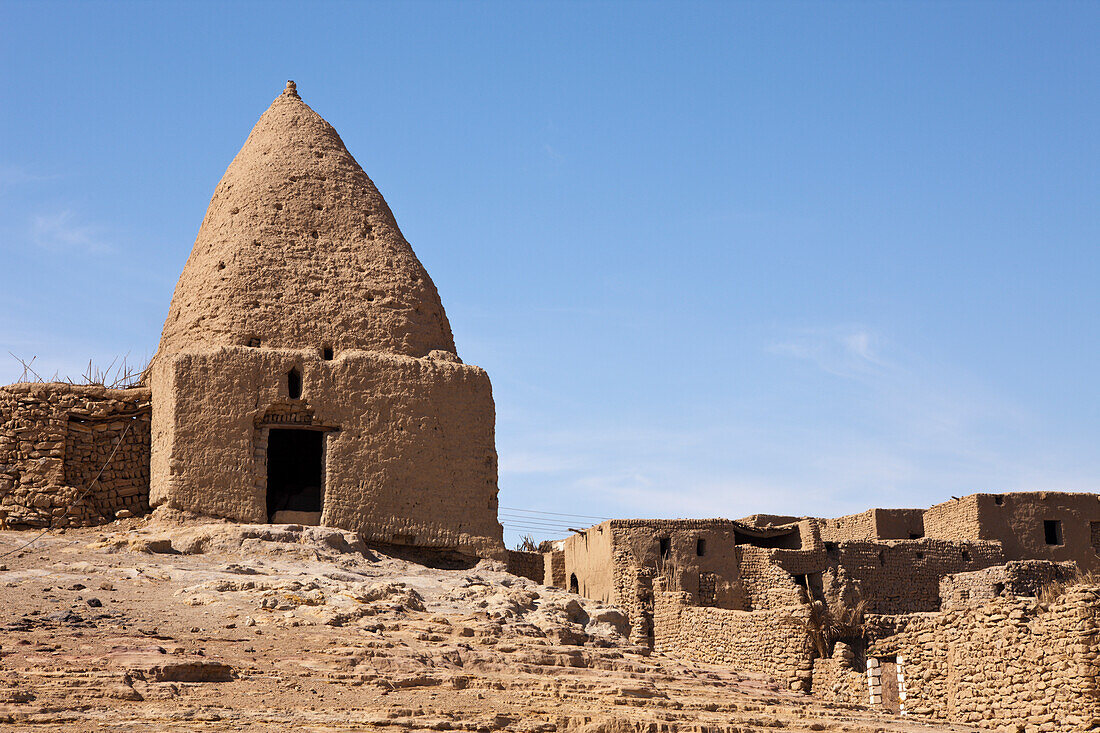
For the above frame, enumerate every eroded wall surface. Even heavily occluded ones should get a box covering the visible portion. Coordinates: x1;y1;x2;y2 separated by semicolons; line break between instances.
0;383;150;528
939;559;1075;609
151;347;502;555
823;539;1004;613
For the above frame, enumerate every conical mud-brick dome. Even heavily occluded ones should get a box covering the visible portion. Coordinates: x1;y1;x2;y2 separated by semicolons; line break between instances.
156;81;456;359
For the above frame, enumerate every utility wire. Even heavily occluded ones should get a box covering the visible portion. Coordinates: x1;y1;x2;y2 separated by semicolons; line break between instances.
499;506;611;521
502;525;574;535
499;517;580;528
498;513;578;525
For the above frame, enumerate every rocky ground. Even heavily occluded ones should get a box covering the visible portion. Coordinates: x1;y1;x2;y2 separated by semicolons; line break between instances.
0;515;978;732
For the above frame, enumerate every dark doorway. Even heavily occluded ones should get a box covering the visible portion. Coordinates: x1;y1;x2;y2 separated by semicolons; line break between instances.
569;573;579;594
266;429;323;521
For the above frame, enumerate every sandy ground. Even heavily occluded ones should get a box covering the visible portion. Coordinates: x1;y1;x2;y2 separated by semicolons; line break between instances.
0;516;979;732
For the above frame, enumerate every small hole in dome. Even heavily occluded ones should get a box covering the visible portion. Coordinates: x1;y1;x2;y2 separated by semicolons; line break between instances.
217;262;225;270
314;152;324;159
230;207;239;215
310;231;319;239
248;337;261;348
274;203;283;210
252;239;261;246
314;204;323;210
322;346;334;361
366;293;375;302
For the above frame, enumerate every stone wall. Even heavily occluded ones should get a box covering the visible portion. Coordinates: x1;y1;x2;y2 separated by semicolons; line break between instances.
824;539;1004;613
653;589;813;692
504;550;543;582
939;560;1076;609
0;383;151;528
873;586;1100;730
811;655;866;707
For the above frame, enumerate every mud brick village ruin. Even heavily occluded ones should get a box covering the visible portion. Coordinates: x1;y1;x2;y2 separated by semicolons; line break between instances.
3;82;1100;732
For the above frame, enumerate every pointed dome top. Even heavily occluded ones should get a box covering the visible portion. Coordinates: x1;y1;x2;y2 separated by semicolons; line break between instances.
155;82;456;360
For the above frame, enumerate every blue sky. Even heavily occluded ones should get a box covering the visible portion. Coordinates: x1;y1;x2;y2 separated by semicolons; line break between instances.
2;1;1099;546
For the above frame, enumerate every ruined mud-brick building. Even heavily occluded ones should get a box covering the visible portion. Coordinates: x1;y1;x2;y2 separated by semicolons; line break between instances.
544;491;1100;730
0;82;503;557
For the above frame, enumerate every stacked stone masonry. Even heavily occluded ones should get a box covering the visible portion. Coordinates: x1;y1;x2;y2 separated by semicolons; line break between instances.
654;589;814;692
0;383;151;529
873;587;1100;730
939;560;1076;609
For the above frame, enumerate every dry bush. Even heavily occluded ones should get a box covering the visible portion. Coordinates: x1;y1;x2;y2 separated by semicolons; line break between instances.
72;355;146;389
8;353;56;383
8;353;147;389
515;534;538;552
1038;570;1100;606
653;554;681;591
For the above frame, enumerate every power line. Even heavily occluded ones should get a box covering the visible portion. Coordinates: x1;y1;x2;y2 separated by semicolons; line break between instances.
500;506;611;521
500;521;573;532
502;524;574;535
498;513;576;525
498;516;578;529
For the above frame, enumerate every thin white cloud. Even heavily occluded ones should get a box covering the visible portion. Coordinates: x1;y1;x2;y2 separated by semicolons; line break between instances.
768;325;886;378
31;210;114;255
0;164;56;192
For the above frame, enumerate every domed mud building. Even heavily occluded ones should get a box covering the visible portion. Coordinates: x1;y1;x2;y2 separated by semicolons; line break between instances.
0;82;503;557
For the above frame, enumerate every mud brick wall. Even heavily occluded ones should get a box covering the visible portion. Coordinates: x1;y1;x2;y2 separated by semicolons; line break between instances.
738;546;806;610
939;560;1076;609
614;553;655;646
152;348;503;556
504;550;543;582
874;586;1100;730
544;550;565;588
923;496;983;541
824;539;1004;613
0;383;151;529
653;590;813;692
820;509;924;542
819;510;877;542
